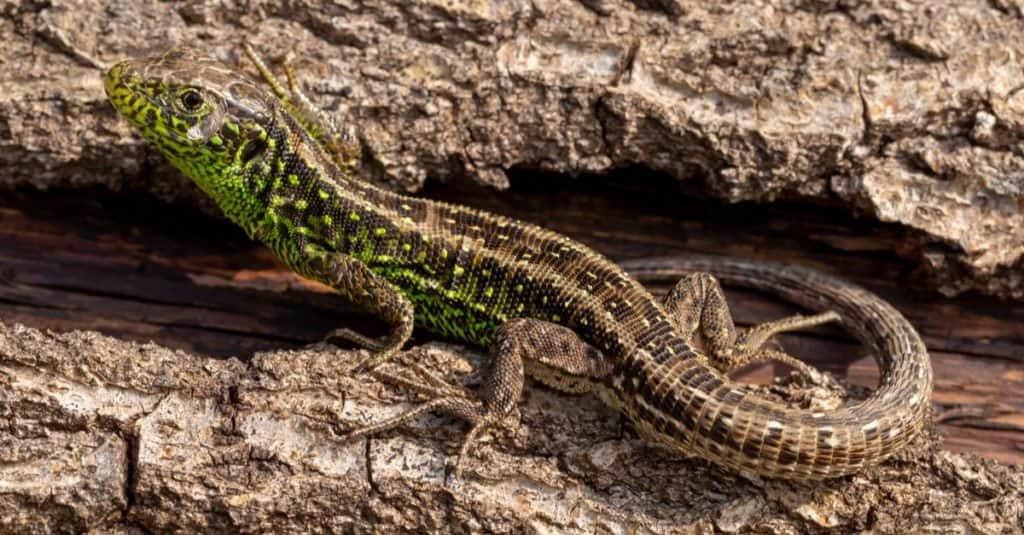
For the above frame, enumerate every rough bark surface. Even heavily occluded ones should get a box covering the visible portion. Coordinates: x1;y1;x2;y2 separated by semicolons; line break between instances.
2;0;1024;532
0;182;1022;532
1;0;1023;298
2;323;1022;533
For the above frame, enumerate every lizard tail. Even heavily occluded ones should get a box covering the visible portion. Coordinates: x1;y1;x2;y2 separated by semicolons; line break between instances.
621;255;933;478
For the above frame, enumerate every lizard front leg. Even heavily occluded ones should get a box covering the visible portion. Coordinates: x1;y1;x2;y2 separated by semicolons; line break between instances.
663;272;839;375
299;246;415;370
340;318;612;478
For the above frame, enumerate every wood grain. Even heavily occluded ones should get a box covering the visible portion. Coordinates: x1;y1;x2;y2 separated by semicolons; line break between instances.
1;174;1020;466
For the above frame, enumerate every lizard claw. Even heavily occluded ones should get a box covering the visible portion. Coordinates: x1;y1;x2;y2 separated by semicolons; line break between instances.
324;327;389;351
324;327;410;374
444;416;495;483
336;365;500;483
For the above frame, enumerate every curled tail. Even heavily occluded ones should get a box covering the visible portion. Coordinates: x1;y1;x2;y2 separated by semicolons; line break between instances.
622;255;933;479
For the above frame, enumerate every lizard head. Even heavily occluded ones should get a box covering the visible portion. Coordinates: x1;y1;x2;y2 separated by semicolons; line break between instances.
105;48;276;230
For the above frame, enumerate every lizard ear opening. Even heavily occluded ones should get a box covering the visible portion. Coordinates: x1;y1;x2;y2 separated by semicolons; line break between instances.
238;129;269;164
240;138;267;163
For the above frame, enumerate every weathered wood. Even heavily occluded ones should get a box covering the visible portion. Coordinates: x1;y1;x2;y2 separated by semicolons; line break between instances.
2;182;1023;532
1;181;1022;470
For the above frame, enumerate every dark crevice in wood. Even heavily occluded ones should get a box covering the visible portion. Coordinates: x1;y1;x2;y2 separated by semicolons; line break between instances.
0;179;1021;465
29;281;240;314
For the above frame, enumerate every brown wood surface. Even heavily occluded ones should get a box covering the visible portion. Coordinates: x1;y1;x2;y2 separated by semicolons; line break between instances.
1;172;1021;467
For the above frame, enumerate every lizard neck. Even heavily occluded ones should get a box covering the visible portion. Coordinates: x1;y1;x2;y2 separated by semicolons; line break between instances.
238;110;403;270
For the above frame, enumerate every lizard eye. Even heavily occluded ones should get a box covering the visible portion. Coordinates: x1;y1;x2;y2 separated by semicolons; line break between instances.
178;89;204;111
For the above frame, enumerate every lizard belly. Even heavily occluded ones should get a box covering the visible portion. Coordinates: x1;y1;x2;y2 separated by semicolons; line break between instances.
403;284;503;345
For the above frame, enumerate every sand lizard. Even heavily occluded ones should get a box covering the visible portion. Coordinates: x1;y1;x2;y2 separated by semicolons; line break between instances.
103;46;933;480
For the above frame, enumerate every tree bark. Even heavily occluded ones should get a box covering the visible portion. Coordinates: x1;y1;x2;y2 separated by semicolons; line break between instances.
3;321;1023;533
1;0;1023;532
2;0;1023;298
1;185;1022;533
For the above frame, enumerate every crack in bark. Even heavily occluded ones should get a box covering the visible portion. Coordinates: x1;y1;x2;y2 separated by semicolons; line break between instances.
119;429;140;521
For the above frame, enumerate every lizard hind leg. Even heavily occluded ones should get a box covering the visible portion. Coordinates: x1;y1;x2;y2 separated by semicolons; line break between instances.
242;43;362;173
338;318;612;480
662;272;840;377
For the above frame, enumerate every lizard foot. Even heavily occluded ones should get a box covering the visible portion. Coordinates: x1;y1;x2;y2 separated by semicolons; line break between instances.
446;414;503;483
339;365;503;481
323;327;388;351
717;311;841;378
242;42;362;172
322;327;411;374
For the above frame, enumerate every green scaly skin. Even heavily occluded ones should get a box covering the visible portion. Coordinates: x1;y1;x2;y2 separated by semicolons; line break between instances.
103;47;933;480
104;49;517;347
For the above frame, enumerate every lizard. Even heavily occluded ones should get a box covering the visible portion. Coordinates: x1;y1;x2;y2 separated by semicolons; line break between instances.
102;46;933;480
